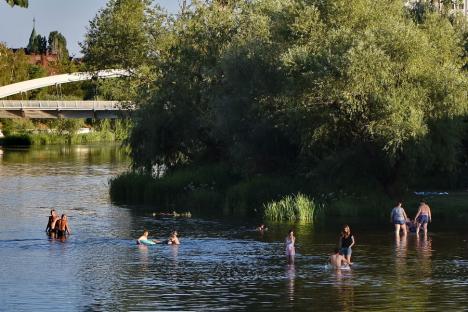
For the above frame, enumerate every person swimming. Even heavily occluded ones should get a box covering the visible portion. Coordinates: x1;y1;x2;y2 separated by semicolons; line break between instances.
153;211;192;218
406;218;417;233
330;247;349;269
257;224;267;231
167;231;180;245
137;230;159;245
285;229;295;263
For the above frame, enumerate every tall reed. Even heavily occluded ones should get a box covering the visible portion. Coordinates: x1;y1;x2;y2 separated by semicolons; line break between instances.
264;193;318;222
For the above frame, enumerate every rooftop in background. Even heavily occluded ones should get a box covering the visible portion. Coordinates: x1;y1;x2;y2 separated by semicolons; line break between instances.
0;0;180;57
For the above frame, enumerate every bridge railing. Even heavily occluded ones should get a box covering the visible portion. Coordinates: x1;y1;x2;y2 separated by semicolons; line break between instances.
0;100;128;111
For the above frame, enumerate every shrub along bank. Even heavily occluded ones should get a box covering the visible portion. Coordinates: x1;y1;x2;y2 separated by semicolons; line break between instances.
110;164;310;217
0;119;130;146
110;165;468;222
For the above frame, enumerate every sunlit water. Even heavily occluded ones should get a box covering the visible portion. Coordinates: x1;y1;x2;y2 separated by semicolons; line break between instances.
0;145;468;311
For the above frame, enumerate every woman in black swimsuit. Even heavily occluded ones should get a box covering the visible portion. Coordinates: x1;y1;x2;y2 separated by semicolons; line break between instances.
339;225;355;264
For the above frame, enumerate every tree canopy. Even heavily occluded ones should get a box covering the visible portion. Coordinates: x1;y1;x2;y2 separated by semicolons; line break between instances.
48;31;69;60
5;0;28;8
84;0;468;193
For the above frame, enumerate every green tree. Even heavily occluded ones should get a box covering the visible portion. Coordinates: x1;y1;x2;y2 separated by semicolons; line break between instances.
106;0;467;193
48;31;69;60
80;0;167;101
27;30;47;54
5;0;28;8
0;43;30;86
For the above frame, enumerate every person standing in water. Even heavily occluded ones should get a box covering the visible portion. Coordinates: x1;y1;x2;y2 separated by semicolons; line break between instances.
339;225;355;264
45;209;59;235
285;229;295;263
57;214;71;237
390;201;408;236
414;200;432;236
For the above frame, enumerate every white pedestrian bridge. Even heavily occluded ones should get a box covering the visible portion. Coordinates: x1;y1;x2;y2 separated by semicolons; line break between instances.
0;70;133;119
0;100;131;119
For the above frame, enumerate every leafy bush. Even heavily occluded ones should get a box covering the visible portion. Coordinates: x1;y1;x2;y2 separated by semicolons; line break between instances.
0;134;32;146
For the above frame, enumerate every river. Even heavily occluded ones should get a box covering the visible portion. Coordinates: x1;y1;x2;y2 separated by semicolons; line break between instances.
0;144;467;311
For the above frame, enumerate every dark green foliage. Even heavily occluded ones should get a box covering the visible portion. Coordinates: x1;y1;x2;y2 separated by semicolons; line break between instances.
110;164;236;214
5;0;27;8
131;0;466;194
0;134;32;146
224;176;302;216
93;0;468;214
48;31;69;60
28;34;47;54
109;164;308;216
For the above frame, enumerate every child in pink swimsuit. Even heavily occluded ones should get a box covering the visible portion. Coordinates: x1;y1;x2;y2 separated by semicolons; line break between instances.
285;229;295;262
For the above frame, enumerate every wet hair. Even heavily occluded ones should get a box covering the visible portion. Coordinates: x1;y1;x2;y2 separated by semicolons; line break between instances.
61;214;66;219
50;209;55;214
334;248;340;254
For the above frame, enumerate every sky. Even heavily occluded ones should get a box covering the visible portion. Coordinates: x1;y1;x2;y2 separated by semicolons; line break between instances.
0;0;180;57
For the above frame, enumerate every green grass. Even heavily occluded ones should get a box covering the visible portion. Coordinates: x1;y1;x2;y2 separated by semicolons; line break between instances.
264;193;319;222
1;131;119;146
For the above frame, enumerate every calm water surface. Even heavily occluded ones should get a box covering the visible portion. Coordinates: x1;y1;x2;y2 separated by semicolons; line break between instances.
0;144;468;311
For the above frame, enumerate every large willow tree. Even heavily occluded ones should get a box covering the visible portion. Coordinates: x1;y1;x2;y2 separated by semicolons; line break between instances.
84;0;468;192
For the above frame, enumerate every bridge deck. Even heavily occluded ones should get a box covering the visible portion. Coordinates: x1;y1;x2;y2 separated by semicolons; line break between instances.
0;100;126;111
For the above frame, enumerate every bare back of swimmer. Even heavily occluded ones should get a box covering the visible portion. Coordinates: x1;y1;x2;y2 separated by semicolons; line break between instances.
330;248;349;269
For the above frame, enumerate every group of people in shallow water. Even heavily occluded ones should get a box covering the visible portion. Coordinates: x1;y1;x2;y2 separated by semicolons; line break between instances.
269;200;433;269
136;230;180;246
255;223;356;269
45;201;430;268
391;200;432;236
45;209;71;238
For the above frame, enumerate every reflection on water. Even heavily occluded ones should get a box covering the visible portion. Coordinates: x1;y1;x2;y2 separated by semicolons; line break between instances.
416;235;433;278
0;145;468;311
286;263;295;302
333;269;354;312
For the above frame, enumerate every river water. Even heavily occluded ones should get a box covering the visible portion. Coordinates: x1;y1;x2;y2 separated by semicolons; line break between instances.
0;144;467;311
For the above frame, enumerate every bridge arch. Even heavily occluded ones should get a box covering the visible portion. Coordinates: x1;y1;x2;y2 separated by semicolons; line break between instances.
0;69;130;99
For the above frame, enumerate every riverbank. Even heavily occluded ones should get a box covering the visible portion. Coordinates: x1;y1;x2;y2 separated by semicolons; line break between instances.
110;164;309;217
0;131;118;146
0;119;130;146
109;165;468;221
